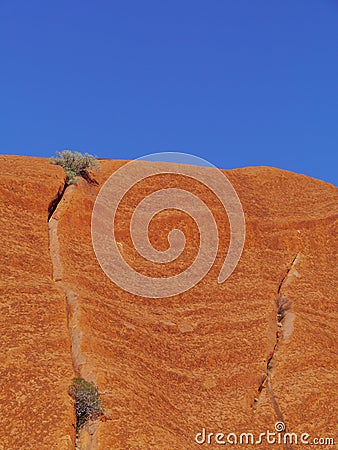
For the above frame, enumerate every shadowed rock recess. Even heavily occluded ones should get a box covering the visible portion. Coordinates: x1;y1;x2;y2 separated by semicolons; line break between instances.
0;155;337;449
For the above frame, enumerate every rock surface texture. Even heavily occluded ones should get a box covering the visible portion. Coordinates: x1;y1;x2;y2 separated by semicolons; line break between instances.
0;156;337;449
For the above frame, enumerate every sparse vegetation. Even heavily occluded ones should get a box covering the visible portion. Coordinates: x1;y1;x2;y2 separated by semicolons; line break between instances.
275;295;292;324
68;377;104;432
50;150;100;185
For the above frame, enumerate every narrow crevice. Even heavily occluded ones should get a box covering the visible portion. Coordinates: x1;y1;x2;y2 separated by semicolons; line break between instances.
255;325;292;449
277;253;301;295
265;333;292;450
48;183;99;450
48;180;68;221
79;170;99;186
254;254;300;450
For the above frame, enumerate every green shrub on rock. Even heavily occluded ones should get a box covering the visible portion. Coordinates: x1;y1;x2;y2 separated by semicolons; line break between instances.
50;150;100;185
68;377;103;432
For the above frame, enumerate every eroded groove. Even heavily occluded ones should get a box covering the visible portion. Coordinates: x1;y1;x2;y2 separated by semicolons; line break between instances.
255;254;301;450
48;180;68;221
277;253;301;295
265;332;292;450
48;183;98;450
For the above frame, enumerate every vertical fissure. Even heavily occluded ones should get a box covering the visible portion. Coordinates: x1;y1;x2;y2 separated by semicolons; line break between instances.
48;180;68;222
277;253;301;295
255;254;300;450
48;182;99;449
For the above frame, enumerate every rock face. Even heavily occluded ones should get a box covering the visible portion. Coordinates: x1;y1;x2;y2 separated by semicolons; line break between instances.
0;156;74;449
0;156;337;449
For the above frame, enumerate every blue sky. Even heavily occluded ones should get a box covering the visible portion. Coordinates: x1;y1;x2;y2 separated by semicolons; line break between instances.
1;0;337;185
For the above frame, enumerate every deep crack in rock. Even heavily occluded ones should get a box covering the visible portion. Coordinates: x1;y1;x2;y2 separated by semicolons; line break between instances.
48;180;68;221
48;182;98;450
255;254;301;450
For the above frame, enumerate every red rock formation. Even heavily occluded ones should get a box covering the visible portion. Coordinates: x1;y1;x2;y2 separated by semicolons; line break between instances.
0;156;337;449
0;156;74;449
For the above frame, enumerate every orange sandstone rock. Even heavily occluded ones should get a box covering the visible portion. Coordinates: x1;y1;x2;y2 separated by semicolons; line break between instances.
0;156;337;449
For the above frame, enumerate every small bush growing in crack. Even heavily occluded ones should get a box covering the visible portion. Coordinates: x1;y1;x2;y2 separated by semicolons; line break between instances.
50;150;100;185
68;377;104;432
275;295;292;324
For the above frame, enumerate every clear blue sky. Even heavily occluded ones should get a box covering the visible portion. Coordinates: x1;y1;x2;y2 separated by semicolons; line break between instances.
1;0;337;185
